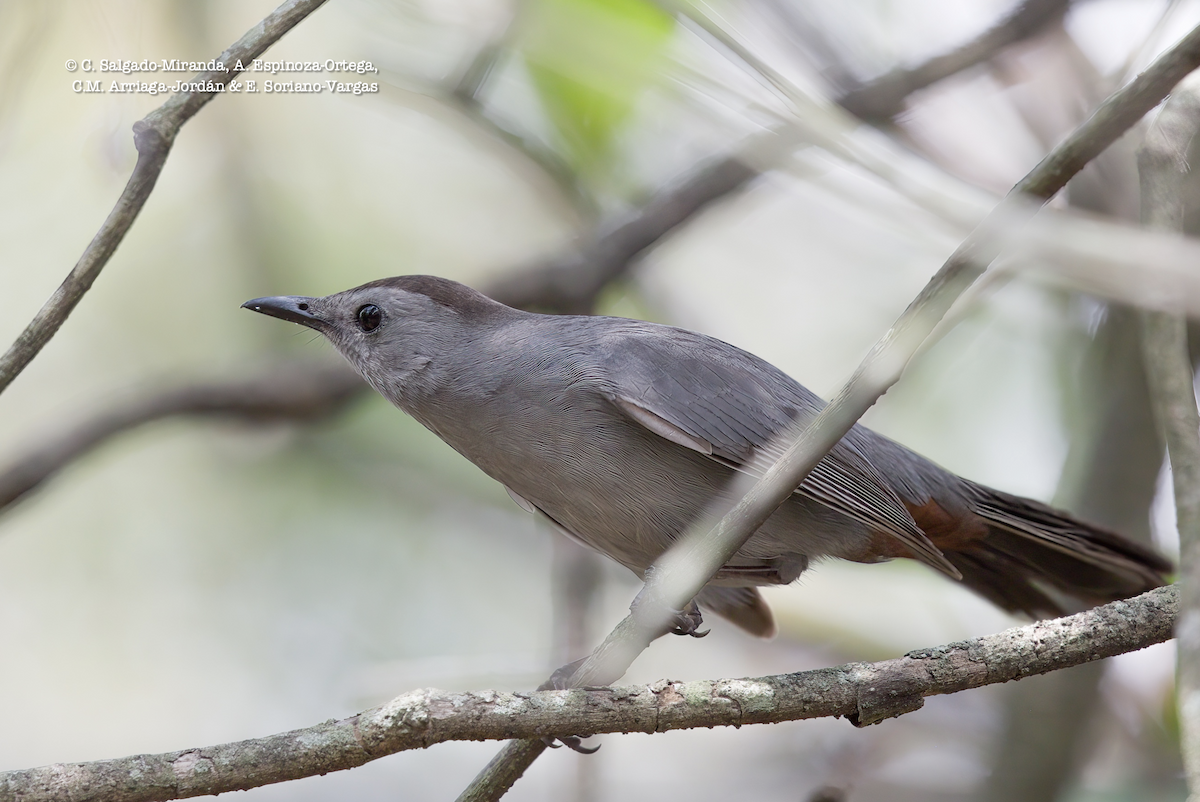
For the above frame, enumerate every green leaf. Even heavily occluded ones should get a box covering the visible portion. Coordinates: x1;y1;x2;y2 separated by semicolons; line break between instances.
521;0;674;177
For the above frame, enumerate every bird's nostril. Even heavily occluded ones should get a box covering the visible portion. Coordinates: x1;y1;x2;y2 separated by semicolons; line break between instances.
298;302;309;311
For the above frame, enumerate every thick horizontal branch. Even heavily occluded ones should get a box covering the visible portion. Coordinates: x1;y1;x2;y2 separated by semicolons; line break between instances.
0;585;1176;802
0;0;330;396
0;362;363;512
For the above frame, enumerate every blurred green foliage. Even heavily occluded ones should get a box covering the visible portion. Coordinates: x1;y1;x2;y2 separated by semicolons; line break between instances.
521;0;674;178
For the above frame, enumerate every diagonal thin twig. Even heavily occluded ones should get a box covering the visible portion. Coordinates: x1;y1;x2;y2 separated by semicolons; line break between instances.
0;585;1177;802
459;20;1200;802
0;0;331;397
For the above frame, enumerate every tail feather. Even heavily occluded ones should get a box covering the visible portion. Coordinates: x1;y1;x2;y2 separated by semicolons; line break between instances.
943;486;1172;616
943;548;1065;617
695;586;776;638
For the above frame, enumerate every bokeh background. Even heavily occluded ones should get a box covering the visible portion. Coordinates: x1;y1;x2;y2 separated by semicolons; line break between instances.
0;0;1193;799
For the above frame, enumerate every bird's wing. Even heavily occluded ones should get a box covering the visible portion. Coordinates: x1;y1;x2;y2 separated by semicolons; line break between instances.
599;325;959;578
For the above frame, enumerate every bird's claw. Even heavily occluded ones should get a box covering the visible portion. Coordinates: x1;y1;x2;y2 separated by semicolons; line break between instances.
542;735;601;754
668;600;709;637
631;597;707;638
631;570;709;637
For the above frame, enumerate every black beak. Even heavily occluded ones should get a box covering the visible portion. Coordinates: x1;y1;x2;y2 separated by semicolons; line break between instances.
241;296;326;329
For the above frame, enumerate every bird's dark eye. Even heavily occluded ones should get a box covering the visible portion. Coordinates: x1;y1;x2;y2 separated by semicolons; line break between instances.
356;304;382;332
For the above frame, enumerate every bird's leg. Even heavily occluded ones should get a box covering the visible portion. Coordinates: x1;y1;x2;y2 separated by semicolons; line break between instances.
630;566;709;638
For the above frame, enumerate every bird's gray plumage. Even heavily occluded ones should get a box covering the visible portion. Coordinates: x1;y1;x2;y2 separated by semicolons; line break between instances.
243;275;1170;637
595;324;960;578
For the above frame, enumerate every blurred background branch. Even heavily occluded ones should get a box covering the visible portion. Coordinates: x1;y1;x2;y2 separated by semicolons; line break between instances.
1138;76;1200;799
0;0;331;397
0;363;364;513
837;0;1072;122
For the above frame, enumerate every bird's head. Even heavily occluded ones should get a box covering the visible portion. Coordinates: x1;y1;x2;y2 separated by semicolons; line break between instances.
242;275;512;403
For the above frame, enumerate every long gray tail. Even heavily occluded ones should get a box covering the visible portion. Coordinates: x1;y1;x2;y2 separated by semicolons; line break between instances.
942;485;1172;617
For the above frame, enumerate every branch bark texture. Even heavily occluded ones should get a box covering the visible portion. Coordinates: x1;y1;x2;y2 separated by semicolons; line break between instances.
0;0;330;396
1137;78;1200;799
0;586;1177;802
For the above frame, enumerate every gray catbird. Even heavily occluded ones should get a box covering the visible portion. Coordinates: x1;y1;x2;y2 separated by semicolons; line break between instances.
244;275;1170;637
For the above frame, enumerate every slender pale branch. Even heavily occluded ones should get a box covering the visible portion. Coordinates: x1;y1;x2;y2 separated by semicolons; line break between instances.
456;740;549;802
0;586;1176;802
587;10;1200;705
0;0;331;396
1137;77;1200;799
461;20;1200;801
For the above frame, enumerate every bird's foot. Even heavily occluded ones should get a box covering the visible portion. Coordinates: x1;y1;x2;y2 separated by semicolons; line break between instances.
536;660;600;754
667;599;709;638
542;735;601;754
630;574;709;638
